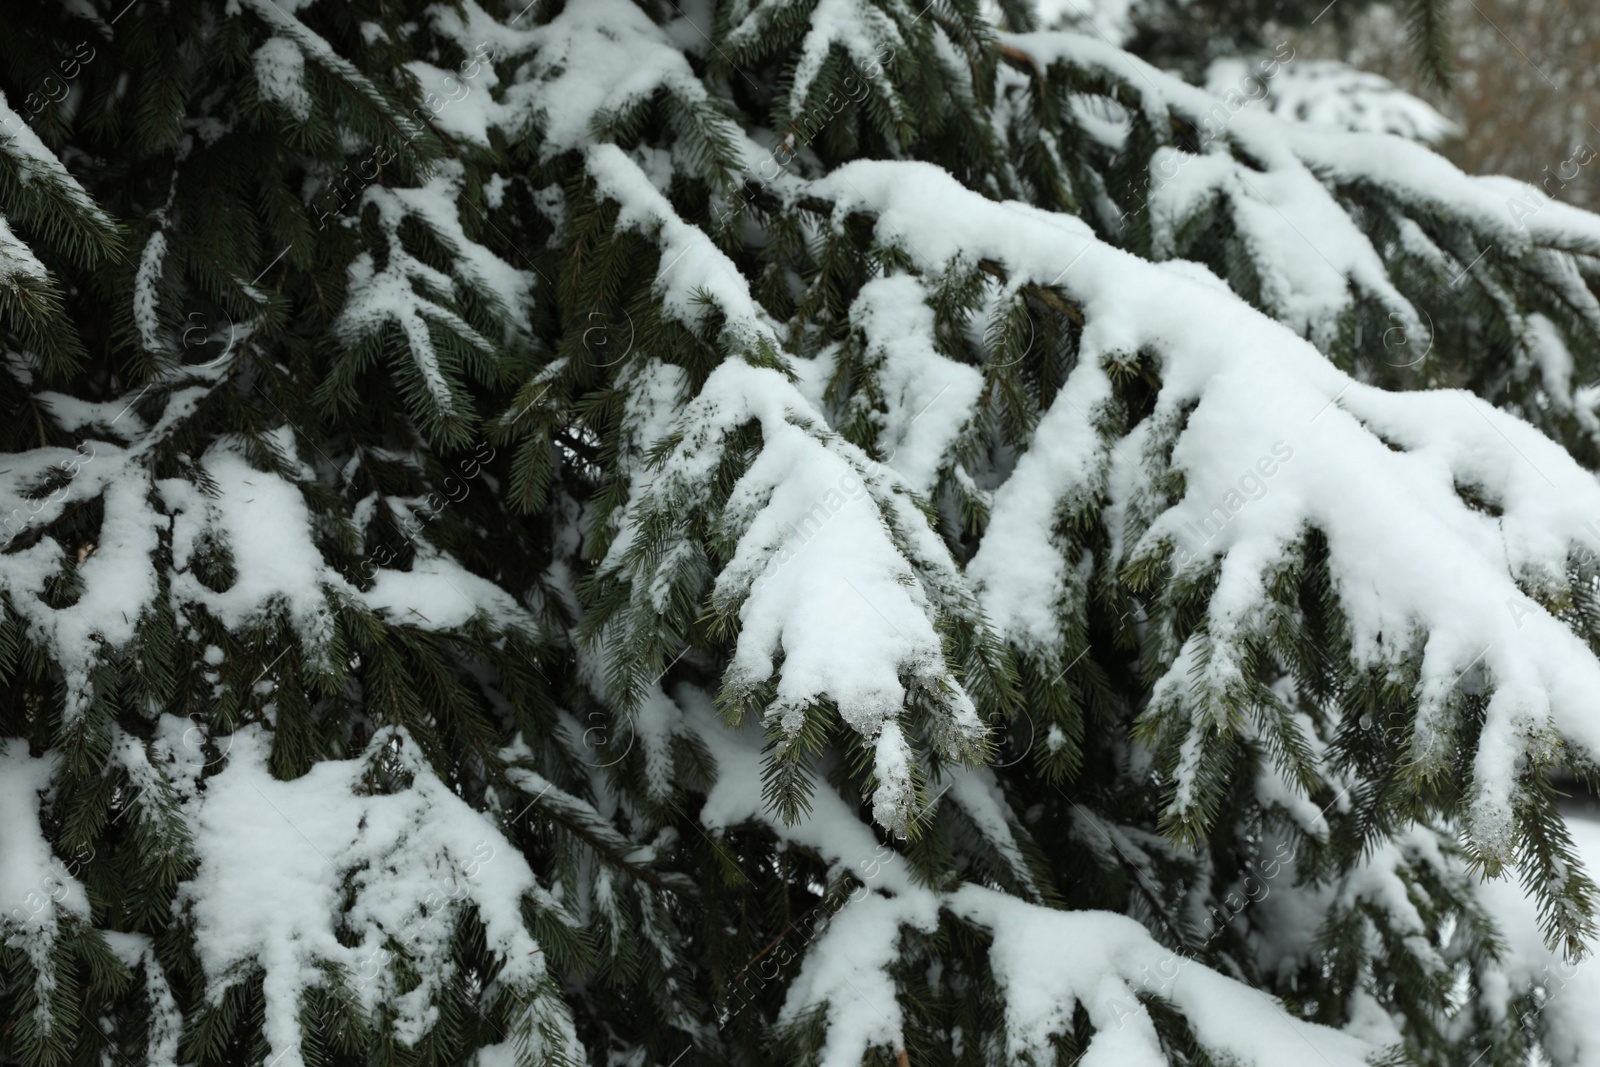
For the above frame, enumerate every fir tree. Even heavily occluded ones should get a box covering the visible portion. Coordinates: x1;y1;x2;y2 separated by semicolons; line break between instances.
2;1;1600;1066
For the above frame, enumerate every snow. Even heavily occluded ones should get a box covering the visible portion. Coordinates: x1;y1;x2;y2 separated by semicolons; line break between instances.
1027;0;1139;44
1528;311;1576;409
949;884;1376;1065
133;230;167;352
614;357;986;832
568;26;1600;860
361;552;530;631
512;0;733;159
727;0;903;115
968;348;1109;655
1206;58;1459;145
681;681;1396;1063
1000;29;1600;359
0;741;88;1041
581;149;995;832
178;726;566;1066
0;741;86;927
944;767;1040;897
0;87;117;231
804;152;1600;861
404;48;500;148
0;384;245;717
38;478;161;719
104;932;183;1067
686;685;915;897
388;163;535;328
336;162;533;416
171;445;334;635
714;382;941;724
18;4;1600;1064
253;37;312;121
585;144;775;346
173;435;537;646
776;891;938;1067
0;214;48;286
847;274;984;495
237;0;425;142
1477;807;1600;1062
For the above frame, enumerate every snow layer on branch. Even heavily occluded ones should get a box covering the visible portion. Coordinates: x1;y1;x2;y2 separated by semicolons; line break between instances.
0;742;86;928
1206;58;1459;144
0;474;162;720
623;358;984;830
403;56;495;147
0;741;88;1043
1480;809;1600;1063
967;350;1109;652
1009;31;1415;342
943;766;1041;898
236;0;425;141
686;685;935;1059
594;357;690;555
808;158;1600;860
162;433;531;638
1245;825;1453;1019
177;727;560;1066
362;553;532;631
777;892;939;1067
1007;31;1600;260
585;144;776;348
166;443;334;636
949;884;1376;1065
337;164;531;417
1033;0;1139;43
684;684;915;896
0;382;531;720
514;0;736;157
1528;311;1577;409
1001;29;1600;384
103;932;182;1067
0;214;47;286
847;274;983;495
1147;140;1408;342
726;0;904;112
132;231;167;352
374;162;535;329
0;89;117;231
685;684;1383;1066
0;386;232;717
253;37;312;121
706;364;954;725
584;147;989;831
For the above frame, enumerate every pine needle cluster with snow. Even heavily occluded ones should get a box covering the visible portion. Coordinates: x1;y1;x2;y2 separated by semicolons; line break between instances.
3;0;1600;1065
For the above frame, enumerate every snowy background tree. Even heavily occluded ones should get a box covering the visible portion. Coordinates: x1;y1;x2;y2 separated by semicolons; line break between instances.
7;0;1600;1065
1283;0;1600;213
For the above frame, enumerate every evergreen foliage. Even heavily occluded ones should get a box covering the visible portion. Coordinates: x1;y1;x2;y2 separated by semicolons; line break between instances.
2;1;1600;1066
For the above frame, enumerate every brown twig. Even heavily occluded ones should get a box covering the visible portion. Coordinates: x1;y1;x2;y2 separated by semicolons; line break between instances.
978;258;1086;324
727;902;825;986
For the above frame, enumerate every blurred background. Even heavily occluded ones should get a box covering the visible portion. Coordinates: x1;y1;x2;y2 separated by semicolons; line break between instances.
1024;0;1600;210
1007;0;1600;803
1292;0;1600;211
